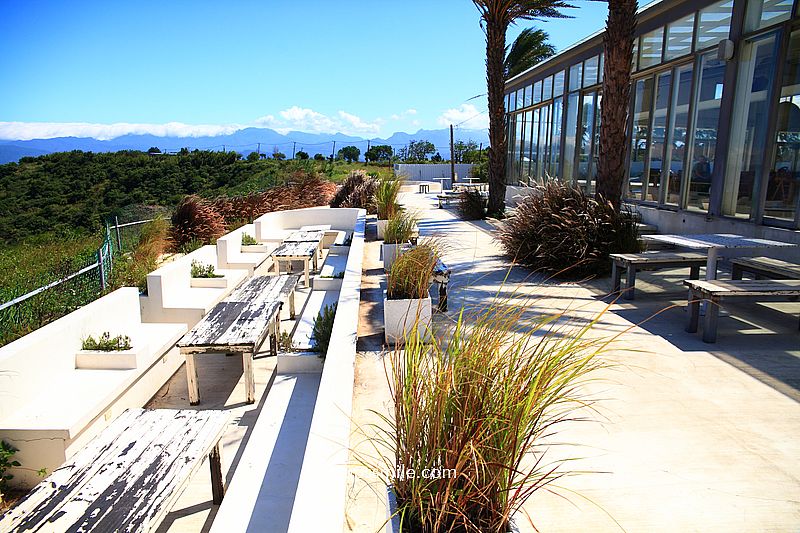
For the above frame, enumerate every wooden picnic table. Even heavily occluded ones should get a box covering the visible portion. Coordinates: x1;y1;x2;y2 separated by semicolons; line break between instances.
271;241;320;286
178;274;299;405
0;408;229;533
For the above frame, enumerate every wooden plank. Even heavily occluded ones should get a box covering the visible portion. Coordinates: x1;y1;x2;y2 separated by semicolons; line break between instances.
284;230;324;243
271;241;317;258
731;256;800;279
610;251;707;264
684;279;800;297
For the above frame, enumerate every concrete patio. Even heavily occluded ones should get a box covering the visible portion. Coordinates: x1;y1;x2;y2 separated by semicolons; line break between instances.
345;191;800;532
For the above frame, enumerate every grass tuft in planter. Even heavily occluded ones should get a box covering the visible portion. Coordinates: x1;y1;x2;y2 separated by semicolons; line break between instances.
376;176;403;220
241;233;258;245
387;245;437;301
384;212;419;245
81;332;132;351
311;303;337;357
190;260;223;278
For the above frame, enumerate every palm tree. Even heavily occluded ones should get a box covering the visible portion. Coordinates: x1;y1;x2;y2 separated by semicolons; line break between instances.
472;0;574;215
504;27;557;80
595;0;638;209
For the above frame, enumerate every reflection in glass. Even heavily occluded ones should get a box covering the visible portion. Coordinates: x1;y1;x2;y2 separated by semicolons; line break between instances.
516;89;525;110
578;91;597;192
533;81;542;104
665;65;693;205
665;13;695;60
766;30;800;221
523;85;532;108
599;53;604;83
745;0;793;33
639;27;664;69
632;38;639;71
646;72;671;202
543;75;553;101
583;56;599;87
550;97;563;179
569;63;582;92
563;92;580;184
629;78;654;200
591;93;602;193
514;112;524;181
553;70;565;96
538;104;551;180
529;108;540;183
688;54;725;212
506;114;517;179
520;111;531;181
695;0;733;50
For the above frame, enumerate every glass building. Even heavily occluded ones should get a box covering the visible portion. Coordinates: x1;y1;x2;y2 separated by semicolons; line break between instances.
504;0;800;231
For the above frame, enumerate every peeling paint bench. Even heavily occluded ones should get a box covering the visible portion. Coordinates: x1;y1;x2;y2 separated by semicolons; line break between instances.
610;251;707;300
731;256;800;280
271;241;320;287
684;279;800;343
0;408;229;533
178;274;299;405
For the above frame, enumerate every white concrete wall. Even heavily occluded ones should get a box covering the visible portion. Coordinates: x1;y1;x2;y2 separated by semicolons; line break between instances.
216;223;275;274
395;163;474;182
254;207;361;242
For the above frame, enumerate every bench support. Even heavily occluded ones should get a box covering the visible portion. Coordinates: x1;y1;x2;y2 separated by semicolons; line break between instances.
624;266;637;300
243;352;255;404
187;353;201;405
687;291;701;333
209;442;226;505
703;296;721;343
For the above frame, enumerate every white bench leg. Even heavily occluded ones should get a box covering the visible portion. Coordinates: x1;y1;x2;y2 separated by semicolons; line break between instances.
243;351;255;404
186;353;200;405
304;259;310;287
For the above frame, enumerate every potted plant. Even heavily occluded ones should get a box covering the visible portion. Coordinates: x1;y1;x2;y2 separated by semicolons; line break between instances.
376;176;402;240
367;290;607;532
189;260;227;288
382;211;418;273
241;232;269;253
383;244;437;346
75;332;137;369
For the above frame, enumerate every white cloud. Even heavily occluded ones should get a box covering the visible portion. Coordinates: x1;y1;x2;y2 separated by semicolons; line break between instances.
255;106;380;135
389;108;418;121
437;104;488;130
0;121;243;141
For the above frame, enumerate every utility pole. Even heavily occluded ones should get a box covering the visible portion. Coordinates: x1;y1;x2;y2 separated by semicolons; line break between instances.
257;142;261;155
292;142;296;159
449;124;456;184
331;141;336;160
222;145;226;153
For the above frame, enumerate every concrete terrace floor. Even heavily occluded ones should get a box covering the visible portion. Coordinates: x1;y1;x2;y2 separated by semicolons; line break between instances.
345;192;800;532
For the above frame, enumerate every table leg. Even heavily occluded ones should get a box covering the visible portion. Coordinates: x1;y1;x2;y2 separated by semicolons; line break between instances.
274;258;281;276
273;313;281;356
703;296;721;343
313;250;319;272
209;441;226;504
186;353;200;405
243;351;255;404
289;288;296;319
304;258;310;287
686;290;700;333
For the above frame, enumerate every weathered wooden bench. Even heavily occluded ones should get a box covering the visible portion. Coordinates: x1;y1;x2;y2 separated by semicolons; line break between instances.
0;408;229;533
431;259;451;312
731;256;800;280
178;274;299;405
611;251;707;300
437;192;459;208
271;241;320;286
684;279;800;343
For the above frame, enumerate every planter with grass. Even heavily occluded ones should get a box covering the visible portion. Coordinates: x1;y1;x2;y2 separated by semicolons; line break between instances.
382;212;418;273
376;176;402;240
189;260;227;288
240;232;269;253
383;245;437;346
75;332;137;370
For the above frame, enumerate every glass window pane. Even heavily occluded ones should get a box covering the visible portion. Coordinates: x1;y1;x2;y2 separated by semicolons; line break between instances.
523;85;532;108
665;13;695;60
687;54;725;212
725;33;778;218
505;93;511;113
646;72;672;202
665;65;694;205
598;53;604;83
583;56;599;87
632;38;639;71
533;80;543;104
506;115;516;179
563;92;580;183
578;92;597;192
516;89;525;110
529;108;540;182
569;63;582;92
766;30;800;221
696;0;734;50
553;71;565;96
521;111;531;182
542;75;553;101
550;96;563;178
745;0;793;33
514;112;525;180
591;93;602;192
509;91;517;112
538;104;551;179
639;27;665;69
629;77;655;200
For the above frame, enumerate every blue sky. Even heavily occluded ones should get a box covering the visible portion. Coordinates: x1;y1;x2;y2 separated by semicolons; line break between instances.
0;0;609;140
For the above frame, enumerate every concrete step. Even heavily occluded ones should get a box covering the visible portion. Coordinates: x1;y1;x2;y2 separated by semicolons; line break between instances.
636;222;659;235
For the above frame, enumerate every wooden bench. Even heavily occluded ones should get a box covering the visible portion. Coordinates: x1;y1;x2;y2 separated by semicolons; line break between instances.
0;408;229;532
731;256;800;280
611;251;707;300
431;259;451;312
271;241;320;287
178;274;299;405
437;192;460;208
684;279;800;343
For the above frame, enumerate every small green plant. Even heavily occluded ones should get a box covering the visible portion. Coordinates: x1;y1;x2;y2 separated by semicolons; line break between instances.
320;271;345;279
384;211;419;245
311;303;337;357
0;440;21;501
81;332;132;351
191;260;223;278
375;176;402;220
241;233;258;245
278;331;294;353
178;238;203;255
387;244;438;301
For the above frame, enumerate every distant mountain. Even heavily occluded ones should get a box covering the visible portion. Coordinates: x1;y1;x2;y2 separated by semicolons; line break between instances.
0;127;490;164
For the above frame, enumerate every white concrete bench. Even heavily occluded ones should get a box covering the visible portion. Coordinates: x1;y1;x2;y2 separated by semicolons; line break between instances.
0;408;229;532
611;251;707;300
314;249;348;290
0;288;186;489
731;256;800;281
217;223;275;275
140;245;249;328
255;207;361;244
684;279;800;343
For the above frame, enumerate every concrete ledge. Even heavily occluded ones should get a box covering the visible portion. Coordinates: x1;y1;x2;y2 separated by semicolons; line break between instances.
278;352;325;373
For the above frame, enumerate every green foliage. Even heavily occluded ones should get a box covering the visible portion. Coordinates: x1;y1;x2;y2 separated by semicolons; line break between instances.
387;244;438;300
497;181;640;278
406;140;436;161
278;331;295;352
310;303;337;356
375;176;402;220
504;27;557;80
337;145;361;163
0;440;21;497
109;217;170;293
384;211;419;245
272;152;286;161
241;233;258;245
458;189;487;220
170;195;226;250
246;151;261;162
295;150;309;160
430;152;443;162
81;331;132;351
364;144;393;162
190;260;223;278
313;153;326;161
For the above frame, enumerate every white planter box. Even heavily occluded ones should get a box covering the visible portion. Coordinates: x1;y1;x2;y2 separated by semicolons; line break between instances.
383;295;432;346
190;276;227;289
382;242;412;273
377;219;388;240
75;349;138;370
241;244;269;253
313;276;344;291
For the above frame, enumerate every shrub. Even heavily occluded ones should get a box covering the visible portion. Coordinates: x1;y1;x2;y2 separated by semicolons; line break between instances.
387;244;437;300
329;170;377;213
190;260;222;278
241;233;258;245
170;195;226;250
311;303;337;357
0;440;20;502
375;176;402;220
110;217;169;293
458;189;486;220
497;181;639;278
384;211;418;245
81;332;132;351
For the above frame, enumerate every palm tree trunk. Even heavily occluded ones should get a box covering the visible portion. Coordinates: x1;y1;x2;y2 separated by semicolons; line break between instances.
486;19;508;215
596;0;637;210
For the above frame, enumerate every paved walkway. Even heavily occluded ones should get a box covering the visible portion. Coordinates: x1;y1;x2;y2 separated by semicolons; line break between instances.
345;192;800;532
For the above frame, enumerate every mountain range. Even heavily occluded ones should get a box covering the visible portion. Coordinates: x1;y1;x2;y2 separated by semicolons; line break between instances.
0;127;490;164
